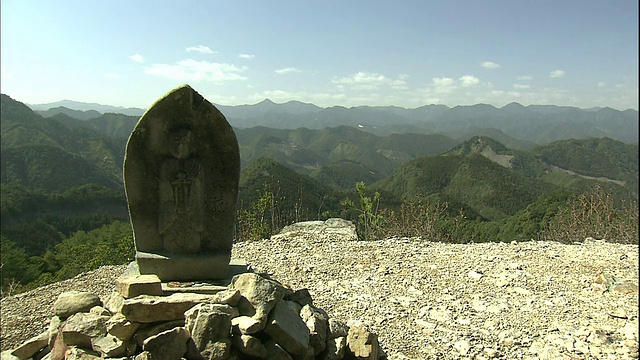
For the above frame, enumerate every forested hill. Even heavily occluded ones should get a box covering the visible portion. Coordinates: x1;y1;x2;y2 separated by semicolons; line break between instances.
2;93;638;295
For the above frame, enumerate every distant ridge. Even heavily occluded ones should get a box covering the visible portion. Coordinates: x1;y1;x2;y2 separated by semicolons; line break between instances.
14;95;640;145
27;100;145;117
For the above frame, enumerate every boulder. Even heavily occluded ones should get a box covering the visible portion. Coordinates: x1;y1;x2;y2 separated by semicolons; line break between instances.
184;303;232;357
53;291;102;318
91;334;126;358
10;331;48;359
231;334;267;358
231;273;286;328
106;313;142;341
264;300;310;356
142;327;190;360
61;312;108;348
346;325;379;360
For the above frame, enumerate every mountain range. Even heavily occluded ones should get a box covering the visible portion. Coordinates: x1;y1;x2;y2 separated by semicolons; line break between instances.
30;98;639;145
2;92;638;264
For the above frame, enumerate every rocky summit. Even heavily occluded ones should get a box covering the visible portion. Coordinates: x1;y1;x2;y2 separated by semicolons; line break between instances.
1;219;638;359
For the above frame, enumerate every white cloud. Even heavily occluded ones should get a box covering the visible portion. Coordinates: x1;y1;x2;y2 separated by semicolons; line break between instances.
517;75;533;81
185;45;216;54
513;84;530;89
432;77;455;93
550;70;565;78
275;67;302;75
129;54;145;63
459;75;480;87
238;54;255;59
481;61;500;69
332;72;407;90
597;82;606;88
144;59;247;83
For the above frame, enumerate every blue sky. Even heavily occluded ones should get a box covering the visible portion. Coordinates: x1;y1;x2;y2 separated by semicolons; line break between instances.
2;0;638;110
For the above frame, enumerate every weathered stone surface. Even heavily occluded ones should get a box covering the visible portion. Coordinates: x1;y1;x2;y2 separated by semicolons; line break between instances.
106;313;142;341
0;350;19;360
271;218;357;242
231;334;267;358
300;304;329;355
91;334;126;358
61;313;108;348
231;273;285;328
115;274;162;298
136;320;185;347
142;327;190;360
48;316;62;349
10;331;48;359
231;315;262;335
186;338;231;360
64;347;101;359
263;339;293;360
124;84;240;281
286;288;314;308
321;336;347;360
264;300;310;356
50;325;69;360
328;318;349;339
185;303;232;356
346;325;379;360
53;291;102;318
105;291;125;314
121;293;225;323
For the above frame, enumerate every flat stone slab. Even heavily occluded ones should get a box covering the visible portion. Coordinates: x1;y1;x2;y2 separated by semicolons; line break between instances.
116;274;162;298
136;252;231;281
123;259;249;294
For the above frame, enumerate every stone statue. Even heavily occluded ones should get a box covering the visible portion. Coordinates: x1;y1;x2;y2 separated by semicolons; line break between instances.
123;85;240;280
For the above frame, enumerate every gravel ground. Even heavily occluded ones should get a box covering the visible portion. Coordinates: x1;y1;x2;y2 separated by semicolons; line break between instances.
2;237;638;359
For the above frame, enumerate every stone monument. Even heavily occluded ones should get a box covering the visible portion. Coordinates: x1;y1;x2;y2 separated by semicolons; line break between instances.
124;84;240;281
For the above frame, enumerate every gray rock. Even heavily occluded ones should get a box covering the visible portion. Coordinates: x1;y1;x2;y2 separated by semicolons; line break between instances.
184;303;232;357
10;331;48;359
121;293;225;323
124;84;240;281
272;218;357;242
264;339;293;360
48;316;62;349
300;304;329;355
346;325;379;360
231;315;262;335
104;291;125;314
142;327;190;360
1;350;19;360
321;336;347;360
328;318;349;339
231;334;267;358
115;274;163;298
91;334;125;358
231;273;286;328
286;288;314;308
136;320;185;347
264;300;310;356
53;291;102;319
106;313;142;341
88;306;111;317
64;347;101;359
61;313;108;348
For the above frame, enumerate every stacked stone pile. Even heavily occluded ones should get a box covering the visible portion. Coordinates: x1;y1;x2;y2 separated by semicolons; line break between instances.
3;272;381;360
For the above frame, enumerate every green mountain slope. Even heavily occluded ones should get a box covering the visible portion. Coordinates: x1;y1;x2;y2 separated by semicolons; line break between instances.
239;157;341;219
